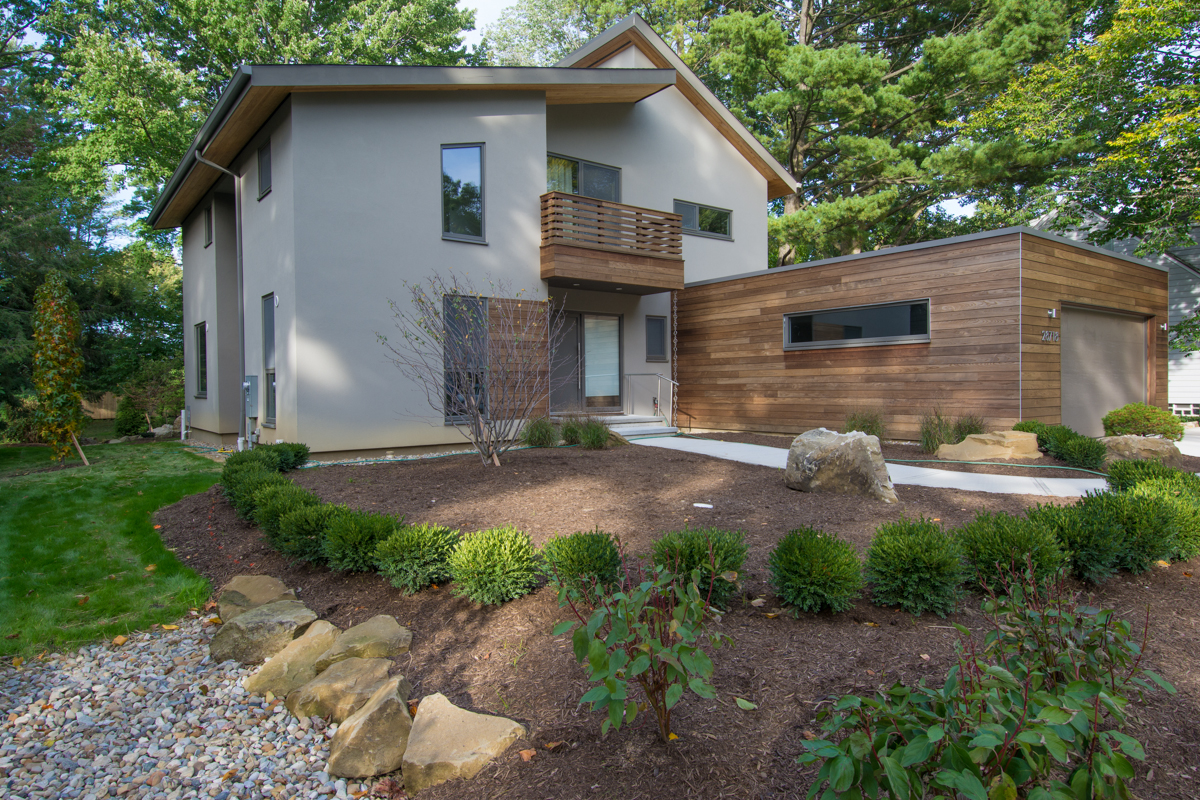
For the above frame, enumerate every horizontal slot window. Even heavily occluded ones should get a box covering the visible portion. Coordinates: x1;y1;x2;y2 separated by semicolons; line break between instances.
784;300;930;350
674;200;731;239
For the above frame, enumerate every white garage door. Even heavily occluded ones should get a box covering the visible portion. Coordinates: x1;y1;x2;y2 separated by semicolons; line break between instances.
1060;307;1146;437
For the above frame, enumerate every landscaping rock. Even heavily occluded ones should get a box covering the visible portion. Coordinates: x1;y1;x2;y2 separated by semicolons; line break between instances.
935;431;1039;462
285;658;400;723
785;428;898;504
243;620;341;697
218;575;298;622
326;677;413;778
1100;435;1183;468
402;693;525;793
209;600;317;665
314;615;412;673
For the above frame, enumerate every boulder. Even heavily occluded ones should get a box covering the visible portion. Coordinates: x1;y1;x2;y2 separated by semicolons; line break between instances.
785;428;898;504
314;615;412;673
402;693;526;793
243;620;341;697
1099;435;1183;468
327;677;413;778
935;431;1040;462
285;658;402;723
209;600;316;665
152;424;174;437
218;575;297;623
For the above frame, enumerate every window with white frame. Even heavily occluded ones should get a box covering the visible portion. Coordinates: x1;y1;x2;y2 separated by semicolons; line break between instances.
783;299;930;350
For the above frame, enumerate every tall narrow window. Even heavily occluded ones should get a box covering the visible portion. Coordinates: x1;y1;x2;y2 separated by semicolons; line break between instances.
547;154;619;202
443;295;487;423
257;141;272;199
646;316;667;362
674;200;732;239
262;295;276;425
441;144;484;241
203;206;213;247
195;323;208;397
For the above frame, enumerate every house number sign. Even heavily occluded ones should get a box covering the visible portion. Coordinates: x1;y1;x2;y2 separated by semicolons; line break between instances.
1041;330;1060;342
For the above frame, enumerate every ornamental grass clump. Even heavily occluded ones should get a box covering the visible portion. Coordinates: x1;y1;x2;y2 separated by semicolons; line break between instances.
276;504;344;564
953;511;1066;591
651;527;748;610
560;415;585;445
1102;402;1184;440
539;529;623;602
520;416;559;448
768;527;863;614
252;483;321;543
580;417;611;450
323;508;403;573
864;517;963;617
448;526;539;605
374;523;460;594
844;409;886;440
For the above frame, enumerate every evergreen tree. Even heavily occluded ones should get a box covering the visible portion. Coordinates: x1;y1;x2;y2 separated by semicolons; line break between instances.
32;272;86;463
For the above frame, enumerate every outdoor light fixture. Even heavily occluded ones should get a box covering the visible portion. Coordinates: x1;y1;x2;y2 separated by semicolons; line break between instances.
1161;323;1169;331
1047;309;1057;318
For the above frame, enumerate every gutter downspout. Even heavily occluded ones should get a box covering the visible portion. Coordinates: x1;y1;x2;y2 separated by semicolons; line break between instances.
195;151;248;451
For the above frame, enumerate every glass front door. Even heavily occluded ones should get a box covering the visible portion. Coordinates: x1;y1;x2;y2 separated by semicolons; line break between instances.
550;313;621;412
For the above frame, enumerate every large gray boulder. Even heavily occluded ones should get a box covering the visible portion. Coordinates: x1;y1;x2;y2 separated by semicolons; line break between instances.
1100;435;1183;468
402;693;526;793
243;620;341;697
209;600;317;665
285;657;402;723
785;428;898;504
327;677;413;778
314;615;412;673
218;575;297;622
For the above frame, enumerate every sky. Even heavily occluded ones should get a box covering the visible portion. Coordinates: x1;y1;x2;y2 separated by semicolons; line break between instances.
462;0;515;48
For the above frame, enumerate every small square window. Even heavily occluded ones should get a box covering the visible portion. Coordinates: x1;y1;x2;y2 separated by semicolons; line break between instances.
646;316;667;362
674;200;732;239
203;206;213;247
442;144;484;242
257;141;272;200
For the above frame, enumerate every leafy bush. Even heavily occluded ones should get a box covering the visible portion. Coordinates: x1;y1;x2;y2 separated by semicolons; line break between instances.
1058;435;1108;470
953;511;1066;590
222;463;291;520
374;523;460;594
448;526;539;605
1024;502;1124;584
521;416;559;448
560;415;585;445
580;418;611;450
844;409;885;440
114;395;145;437
276;504;344;564
323;508;403;572
1129;478;1200;562
539;529;623;601
1012;419;1047;438
1102;402;1184;441
768;527;863;614
1040;424;1080;456
0;396;42;443
951;413;986;442
1077;491;1177;574
252;483;321;543
864;518;963;617
223;447;283;473
1106;458;1187;492
257;442;310;471
651;527;748;610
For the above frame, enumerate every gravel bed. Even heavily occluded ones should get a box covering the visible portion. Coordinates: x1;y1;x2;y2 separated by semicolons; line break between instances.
0;618;367;800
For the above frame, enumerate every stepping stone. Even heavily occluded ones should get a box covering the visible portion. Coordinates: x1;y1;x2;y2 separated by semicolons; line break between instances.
314;615;412;673
243;620;341;696
209;600;317;665
218;575;297;622
327;677;413;778
402;693;525;793
286;658;403;723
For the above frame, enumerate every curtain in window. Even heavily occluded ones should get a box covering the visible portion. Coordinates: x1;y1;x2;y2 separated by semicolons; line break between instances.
584;315;619;403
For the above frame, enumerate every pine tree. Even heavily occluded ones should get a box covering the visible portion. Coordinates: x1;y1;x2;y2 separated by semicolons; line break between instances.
32;272;86;463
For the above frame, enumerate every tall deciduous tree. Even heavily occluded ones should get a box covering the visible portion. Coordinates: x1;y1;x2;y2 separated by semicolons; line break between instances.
482;0;590;67
32;272;86;463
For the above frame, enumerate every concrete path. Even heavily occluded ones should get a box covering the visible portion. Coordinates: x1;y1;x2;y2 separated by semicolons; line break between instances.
1178;428;1200;458
630;435;1108;498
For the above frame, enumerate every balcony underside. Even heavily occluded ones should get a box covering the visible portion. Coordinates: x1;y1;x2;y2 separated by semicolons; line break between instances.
540;243;684;295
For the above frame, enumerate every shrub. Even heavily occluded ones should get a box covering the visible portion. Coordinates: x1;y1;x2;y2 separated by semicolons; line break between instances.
918;409;954;453
114;395;145;437
276;504;344;564
324;508;403;572
221;462;290;520
1012;419;1047;438
953;511;1067;591
223;447;283;473
951;413;986;442
580;418;611;450
374;523;460;594
651;527;749;610
1077;491;1177;574
844;409;886;440
1040;424;1080;457
1106;458;1188;492
252;483;321;543
257;442;310;471
1102;402;1184;441
1058;436;1108;470
521;417;559;448
768;527;863;614
539;529;623;601
1129;479;1200;562
864;518;963;617
448;526;539;605
0;396;42;444
1024;502;1124;584
560;415;585;445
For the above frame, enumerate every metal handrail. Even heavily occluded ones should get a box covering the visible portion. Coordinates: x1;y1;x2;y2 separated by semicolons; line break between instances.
623;373;677;422
625;372;679;386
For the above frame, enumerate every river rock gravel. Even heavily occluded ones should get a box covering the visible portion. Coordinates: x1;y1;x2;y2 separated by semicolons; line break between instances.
0;617;371;800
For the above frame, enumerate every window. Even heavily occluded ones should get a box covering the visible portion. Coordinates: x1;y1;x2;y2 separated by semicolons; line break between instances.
547;154;620;202
262;295;276;425
675;200;731;239
203;206;213;247
646;316;667;362
784;300;930;350
257;141;272;199
443;295;488;423
441;144;484;242
195;323;208;397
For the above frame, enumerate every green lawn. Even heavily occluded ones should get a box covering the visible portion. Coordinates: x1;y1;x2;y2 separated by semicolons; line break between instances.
0;442;220;656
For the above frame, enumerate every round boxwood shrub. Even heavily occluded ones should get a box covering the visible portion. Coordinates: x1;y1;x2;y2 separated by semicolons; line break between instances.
256;442;310;471
276;504;344;564
864;518;964;617
1012;420;1047;439
448;526;539;606
954;511;1067;591
1128;479;1200;562
1024;502;1124;585
651;527;749;610
1041;425;1081;458
374;523;461;594
539;529;623;601
521;417;559;448
1057;436;1108;471
768;527;863;614
223;464;291;521
114;395;145;437
1106;459;1184;492
253;483;321;543
324;508;403;572
1076;490;1177;574
1102;402;1184;441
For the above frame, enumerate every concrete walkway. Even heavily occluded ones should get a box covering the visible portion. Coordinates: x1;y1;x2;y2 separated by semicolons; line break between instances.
1178;428;1200;458
630;435;1108;498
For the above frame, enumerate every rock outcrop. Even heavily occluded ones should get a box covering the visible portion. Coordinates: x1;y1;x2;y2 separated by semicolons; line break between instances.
785;428;898;504
285;657;398;723
209;600;316;665
935;431;1039;462
218;575;298;623
314;615;412;673
402;693;525;793
326;677;413;778
243;620;340;697
1100;435;1183;468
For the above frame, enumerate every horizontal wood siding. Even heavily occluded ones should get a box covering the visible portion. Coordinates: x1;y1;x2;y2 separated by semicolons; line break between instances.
676;236;1024;439
1019;234;1168;424
540;243;684;293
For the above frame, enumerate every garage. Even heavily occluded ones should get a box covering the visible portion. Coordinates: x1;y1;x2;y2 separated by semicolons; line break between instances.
1060;306;1147;436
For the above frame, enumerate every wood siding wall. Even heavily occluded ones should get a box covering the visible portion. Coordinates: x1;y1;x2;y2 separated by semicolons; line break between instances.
1019;233;1168;424
487;297;550;421
676;235;1024;439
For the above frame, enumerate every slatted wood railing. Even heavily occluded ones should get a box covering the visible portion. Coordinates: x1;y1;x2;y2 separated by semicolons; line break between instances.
541;192;683;259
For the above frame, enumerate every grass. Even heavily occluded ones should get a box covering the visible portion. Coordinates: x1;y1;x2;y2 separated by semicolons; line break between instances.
0;442;220;657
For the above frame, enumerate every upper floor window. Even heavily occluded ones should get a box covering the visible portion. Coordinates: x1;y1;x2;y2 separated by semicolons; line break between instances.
442;144;484;242
548;154;619;202
675;200;731;239
784;299;930;351
203;205;213;247
257;141;272;199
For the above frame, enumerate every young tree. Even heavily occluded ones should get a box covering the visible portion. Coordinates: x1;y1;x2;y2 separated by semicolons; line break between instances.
31;271;86;463
121;358;184;431
378;273;568;466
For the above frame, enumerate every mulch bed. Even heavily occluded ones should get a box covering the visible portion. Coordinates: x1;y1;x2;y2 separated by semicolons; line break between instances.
156;445;1200;800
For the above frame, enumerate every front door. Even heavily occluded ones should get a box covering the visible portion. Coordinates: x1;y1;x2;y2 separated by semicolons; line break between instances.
551;313;622;412
550;314;582;411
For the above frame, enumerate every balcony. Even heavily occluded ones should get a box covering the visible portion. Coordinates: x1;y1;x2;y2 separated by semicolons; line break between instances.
540;192;684;295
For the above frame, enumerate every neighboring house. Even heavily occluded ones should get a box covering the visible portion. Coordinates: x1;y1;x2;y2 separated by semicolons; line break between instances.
148;15;795;455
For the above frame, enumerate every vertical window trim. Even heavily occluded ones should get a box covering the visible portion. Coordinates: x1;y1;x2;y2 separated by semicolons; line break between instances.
203;205;213;248
441;143;486;244
546;152;621;202
262;294;276;426
782;298;932;351
674;200;733;240
257;140;272;200
646;315;668;362
194;322;208;398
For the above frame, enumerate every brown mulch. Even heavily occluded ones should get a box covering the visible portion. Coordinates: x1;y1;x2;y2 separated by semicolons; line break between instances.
155;445;1200;800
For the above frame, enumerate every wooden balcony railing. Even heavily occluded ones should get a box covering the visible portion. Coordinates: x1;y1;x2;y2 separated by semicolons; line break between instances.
540;192;683;259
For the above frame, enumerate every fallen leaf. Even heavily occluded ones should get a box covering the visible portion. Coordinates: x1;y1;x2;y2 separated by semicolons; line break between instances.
153;525;162;530
137;491;143;495
221;770;237;782
482;652;490;660
734;697;758;710
867;669;876;676
371;777;405;799
161;624;179;631
803;730;819;740
720;570;738;582
204;601;218;611
112;635;128;646
76;595;89;606
430;584;438;590
518;749;536;761
920;654;930;661
107;574;118;580
932;518;941;522
862;622;880;628
3;633;17;640
764;612;780;619
544;741;565;751
144;564;157;572
408;700;420;717
1184;572;1193;577
668;733;679;741
1155;560;1171;568
12;657;23;668
750;598;766;607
